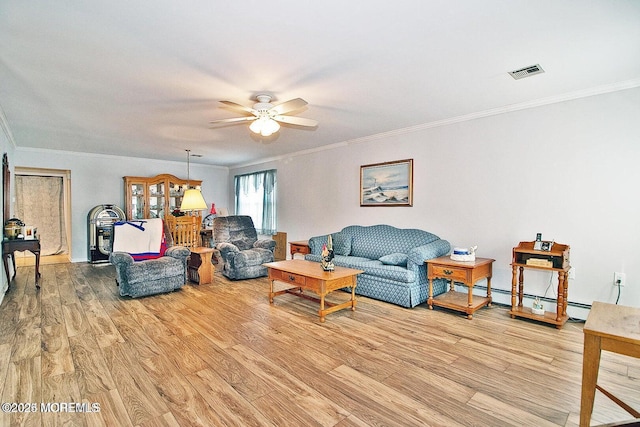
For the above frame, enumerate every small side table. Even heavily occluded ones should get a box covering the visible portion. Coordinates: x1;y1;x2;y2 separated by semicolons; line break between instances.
289;240;310;259
427;256;494;319
2;238;42;290
580;301;640;426
188;247;215;285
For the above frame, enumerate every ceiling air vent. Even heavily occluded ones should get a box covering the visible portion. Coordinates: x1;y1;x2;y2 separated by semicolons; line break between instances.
509;64;545;80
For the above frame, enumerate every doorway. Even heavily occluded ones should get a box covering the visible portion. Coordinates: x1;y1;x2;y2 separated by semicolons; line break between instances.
14;167;71;265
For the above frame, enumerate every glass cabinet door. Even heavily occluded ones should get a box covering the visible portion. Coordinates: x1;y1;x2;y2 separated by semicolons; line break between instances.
148;180;165;219
168;179;184;216
130;183;145;219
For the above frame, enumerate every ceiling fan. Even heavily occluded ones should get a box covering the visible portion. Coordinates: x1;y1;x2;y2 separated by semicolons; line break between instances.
209;94;318;137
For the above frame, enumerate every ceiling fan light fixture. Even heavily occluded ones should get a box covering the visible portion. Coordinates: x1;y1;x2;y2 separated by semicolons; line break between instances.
250;117;280;136
211;93;316;135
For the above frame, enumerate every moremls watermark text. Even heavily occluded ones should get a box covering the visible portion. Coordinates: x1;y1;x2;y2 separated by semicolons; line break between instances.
2;402;101;413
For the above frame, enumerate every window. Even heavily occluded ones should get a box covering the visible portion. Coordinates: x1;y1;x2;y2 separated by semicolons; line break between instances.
234;169;276;235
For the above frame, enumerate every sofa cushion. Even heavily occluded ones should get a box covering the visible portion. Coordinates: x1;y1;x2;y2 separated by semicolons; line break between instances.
334;255;381;268
342;224;440;260
379;253;408;267
332;232;352;256
359;265;415;283
232;248;274;269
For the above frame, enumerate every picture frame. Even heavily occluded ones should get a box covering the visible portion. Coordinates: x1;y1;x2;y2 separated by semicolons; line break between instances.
360;159;413;207
22;225;37;240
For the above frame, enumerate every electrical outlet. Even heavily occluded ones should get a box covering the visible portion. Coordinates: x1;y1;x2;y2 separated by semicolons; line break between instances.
614;272;626;287
568;267;575;280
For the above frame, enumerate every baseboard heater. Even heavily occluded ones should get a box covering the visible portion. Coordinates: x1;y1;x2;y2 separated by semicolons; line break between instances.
470;285;592;310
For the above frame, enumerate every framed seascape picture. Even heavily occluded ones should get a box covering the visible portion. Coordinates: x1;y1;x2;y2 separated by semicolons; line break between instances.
360;159;413;207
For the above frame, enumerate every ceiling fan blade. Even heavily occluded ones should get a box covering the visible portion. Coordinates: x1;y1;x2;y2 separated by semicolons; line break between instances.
220;100;258;115
273;115;318;127
209;116;257;125
270;98;308;115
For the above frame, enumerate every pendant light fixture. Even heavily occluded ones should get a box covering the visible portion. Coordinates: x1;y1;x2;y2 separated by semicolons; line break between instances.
179;149;207;212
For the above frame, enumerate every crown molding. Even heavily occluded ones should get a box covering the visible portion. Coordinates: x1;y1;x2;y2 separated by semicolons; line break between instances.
15;146;229;171
233;78;640;169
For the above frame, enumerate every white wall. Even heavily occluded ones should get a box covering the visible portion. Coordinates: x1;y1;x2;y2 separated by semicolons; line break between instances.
230;88;640;317
12;149;229;263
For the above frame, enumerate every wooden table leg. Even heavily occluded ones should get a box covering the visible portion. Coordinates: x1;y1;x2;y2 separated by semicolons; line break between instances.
428;278;434;309
350;279;357;311
34;249;41;289
319;293;326;323
269;279;275;303
467;284;473;319
517;266;524;308
580;333;601;427
486;275;492;306
511;265;517;317
562;272;569;316
556;271;565;325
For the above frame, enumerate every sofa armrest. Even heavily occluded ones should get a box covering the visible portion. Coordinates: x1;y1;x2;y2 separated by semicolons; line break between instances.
407;239;451;267
165;246;191;260
254;239;276;252
109;251;134;266
308;234;330;255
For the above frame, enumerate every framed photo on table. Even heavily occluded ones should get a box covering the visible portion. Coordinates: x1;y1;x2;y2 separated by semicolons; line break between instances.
360;159;413;207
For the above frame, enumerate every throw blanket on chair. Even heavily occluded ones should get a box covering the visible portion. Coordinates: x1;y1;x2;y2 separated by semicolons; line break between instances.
112;218;166;261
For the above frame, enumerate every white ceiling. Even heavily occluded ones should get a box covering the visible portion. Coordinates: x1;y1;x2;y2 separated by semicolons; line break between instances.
1;1;639;167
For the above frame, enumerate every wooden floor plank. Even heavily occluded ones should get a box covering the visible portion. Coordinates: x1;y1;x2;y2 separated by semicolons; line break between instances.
68;333;116;396
41;322;75;377
0;263;639;426
100;342;170;425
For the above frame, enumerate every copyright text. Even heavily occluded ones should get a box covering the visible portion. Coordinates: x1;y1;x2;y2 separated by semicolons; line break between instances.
2;402;101;413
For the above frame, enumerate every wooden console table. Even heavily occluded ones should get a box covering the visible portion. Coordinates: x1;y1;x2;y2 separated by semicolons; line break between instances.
2;238;41;289
289;240;310;259
580;302;640;426
427;256;494;319
509;241;570;328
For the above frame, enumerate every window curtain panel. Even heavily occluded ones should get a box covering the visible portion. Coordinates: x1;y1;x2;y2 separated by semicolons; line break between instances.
234;169;277;235
15;175;68;256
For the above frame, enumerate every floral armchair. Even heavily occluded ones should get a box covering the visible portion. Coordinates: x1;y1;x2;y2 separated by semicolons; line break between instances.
213;215;276;280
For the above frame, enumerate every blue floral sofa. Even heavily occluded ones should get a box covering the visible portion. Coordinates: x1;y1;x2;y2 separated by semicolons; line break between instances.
304;225;450;308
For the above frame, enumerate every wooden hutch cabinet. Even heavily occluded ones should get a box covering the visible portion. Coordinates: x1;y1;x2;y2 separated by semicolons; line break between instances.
123;174;202;220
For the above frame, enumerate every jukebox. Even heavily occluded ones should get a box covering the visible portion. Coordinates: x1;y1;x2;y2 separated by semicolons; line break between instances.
87;204;126;263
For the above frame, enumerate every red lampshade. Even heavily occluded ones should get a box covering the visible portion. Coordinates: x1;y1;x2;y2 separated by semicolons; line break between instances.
210;203;217;215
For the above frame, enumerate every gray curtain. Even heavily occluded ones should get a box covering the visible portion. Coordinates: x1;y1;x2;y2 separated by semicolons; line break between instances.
234;169;277;235
15;175;68;256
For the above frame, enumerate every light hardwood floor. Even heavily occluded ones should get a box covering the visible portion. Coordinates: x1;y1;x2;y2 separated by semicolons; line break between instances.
0;262;638;426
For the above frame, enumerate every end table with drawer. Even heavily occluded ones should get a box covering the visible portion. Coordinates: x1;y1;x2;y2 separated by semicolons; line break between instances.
289;240;310;259
427;256;495;319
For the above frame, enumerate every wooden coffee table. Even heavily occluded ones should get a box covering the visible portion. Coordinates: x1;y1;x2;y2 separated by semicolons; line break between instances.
263;259;364;322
